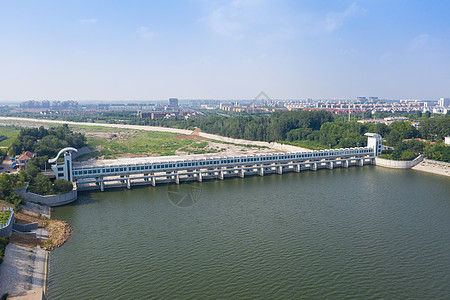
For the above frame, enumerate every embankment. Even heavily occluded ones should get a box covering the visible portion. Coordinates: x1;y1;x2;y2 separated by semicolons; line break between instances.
412;159;450;177
375;155;424;169
16;189;77;207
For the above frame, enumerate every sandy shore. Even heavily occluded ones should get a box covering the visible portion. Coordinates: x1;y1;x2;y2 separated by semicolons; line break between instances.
0;243;48;297
412;160;450;177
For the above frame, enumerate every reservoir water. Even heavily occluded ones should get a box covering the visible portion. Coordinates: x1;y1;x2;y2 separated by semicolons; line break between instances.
48;166;450;299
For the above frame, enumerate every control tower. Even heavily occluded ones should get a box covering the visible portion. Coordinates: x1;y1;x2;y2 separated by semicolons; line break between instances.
364;133;383;156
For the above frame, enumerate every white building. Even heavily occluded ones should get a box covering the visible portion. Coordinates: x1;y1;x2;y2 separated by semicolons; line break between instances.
438;98;450;107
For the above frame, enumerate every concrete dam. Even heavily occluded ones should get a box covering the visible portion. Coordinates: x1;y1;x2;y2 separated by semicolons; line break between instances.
49;133;383;191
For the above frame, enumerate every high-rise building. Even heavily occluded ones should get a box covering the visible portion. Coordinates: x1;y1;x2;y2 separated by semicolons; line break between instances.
438;98;450;107
168;98;179;108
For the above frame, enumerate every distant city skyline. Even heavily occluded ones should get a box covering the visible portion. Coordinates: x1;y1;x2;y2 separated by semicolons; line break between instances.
1;0;450;102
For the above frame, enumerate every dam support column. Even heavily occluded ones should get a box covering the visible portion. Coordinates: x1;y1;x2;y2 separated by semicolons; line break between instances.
295;164;301;173
312;163;317;171
175;174;180;185
359;159;364;166
344;160;349;168
258;167;264;176
239;169;245;178
328;161;334;170
127;177;131;189
219;170;224;180
197;171;202;182
151;175;156;187
100;178;104;192
277;166;283;175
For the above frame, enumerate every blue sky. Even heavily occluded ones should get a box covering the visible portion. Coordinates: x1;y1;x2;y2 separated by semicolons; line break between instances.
1;0;449;102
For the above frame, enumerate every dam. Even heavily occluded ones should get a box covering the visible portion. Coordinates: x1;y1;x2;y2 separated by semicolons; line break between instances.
49;133;383;191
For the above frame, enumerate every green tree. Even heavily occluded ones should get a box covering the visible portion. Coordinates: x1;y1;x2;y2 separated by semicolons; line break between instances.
419;116;450;141
363;111;372;119
27;173;52;195
52;179;73;194
8;139;22;156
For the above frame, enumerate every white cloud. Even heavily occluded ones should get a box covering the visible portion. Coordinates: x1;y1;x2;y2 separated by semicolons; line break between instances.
138;26;155;39
79;18;98;24
200;0;294;43
320;2;365;33
201;0;264;39
408;34;429;51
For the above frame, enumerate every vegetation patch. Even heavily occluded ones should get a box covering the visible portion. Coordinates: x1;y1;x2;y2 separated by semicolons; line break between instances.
82;130;219;158
0;125;21;147
0;210;11;225
0;237;9;264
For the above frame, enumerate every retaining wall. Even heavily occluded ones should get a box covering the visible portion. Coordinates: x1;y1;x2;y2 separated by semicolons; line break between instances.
17;189;77;207
13;222;38;232
375;155;424;169
0;207;14;238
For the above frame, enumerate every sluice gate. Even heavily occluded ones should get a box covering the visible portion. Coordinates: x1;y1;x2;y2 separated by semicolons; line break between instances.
48;133;383;191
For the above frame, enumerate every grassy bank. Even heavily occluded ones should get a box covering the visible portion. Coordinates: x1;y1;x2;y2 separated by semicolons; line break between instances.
79;130;217;159
0;210;11;226
0;125;21;147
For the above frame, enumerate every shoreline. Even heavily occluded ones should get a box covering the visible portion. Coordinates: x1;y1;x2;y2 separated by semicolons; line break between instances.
0;243;48;298
0;201;72;299
412;160;450;177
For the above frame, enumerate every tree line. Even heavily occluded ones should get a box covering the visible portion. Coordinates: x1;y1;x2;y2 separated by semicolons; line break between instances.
8;124;86;161
1;125;84;202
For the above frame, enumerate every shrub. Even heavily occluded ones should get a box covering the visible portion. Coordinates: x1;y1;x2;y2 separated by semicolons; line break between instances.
0;237;9;265
52;179;73;194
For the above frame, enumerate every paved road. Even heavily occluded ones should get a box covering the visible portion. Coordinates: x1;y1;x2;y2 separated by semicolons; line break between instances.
0;116;309;152
0;155;19;175
0;243;47;297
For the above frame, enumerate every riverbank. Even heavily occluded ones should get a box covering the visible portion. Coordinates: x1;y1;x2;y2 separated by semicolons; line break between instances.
0;201;72;298
412;159;450;177
0;243;47;298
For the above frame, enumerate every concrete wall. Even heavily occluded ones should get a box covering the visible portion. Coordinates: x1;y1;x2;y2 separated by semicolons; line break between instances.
375;155;424;169
17;189;77;207
0;207;14;238
13;222;38;232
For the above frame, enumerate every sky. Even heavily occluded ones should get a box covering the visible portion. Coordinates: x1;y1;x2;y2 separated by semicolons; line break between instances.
1;0;450;102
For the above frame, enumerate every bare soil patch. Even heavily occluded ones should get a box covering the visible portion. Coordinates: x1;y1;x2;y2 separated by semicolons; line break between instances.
40;220;72;251
10;232;39;248
14;212;47;227
5;205;72;251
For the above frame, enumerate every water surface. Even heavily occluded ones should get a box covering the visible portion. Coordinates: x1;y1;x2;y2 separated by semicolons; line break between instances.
48;167;450;299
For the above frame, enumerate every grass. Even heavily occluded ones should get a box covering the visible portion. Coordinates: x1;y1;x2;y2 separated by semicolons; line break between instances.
0;236;9;265
69;124;122;133
0;210;11;226
79;130;218;159
0;125;21;147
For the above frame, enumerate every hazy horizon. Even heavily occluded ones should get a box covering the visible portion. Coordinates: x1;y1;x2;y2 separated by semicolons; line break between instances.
1;1;449;102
